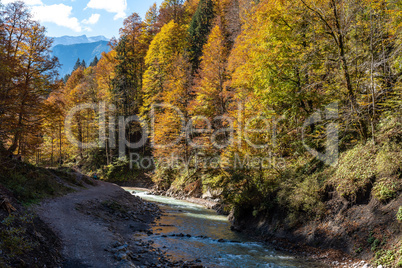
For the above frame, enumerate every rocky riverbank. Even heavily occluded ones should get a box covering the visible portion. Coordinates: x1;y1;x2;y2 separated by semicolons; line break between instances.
149;186;230;216
34;181;203;267
229;192;402;268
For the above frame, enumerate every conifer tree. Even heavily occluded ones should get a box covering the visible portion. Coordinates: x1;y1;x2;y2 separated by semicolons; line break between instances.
187;0;214;71
114;13;147;116
73;58;81;71
191;25;231;155
141;20;188;119
90;56;99;67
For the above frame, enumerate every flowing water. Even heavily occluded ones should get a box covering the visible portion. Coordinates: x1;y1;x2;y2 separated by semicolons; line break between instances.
125;188;325;268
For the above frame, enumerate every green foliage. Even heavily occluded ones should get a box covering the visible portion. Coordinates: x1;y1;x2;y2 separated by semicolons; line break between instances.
373;178;397;202
288;174;326;219
152;165;181;191
0;162;75;205
4;1;400;253
73;58;82;71
375;141;402;178
333;125;401;203
333;144;377;202
276;158;331;225
202;173;227;190
368;231;383;252
78;148;109;173
372;239;382;252
397;207;402;223
100;157;141;183
187;0;214;70
375;250;396;267
223;171;280;220
372;242;402;268
355;246;363;254
113;14;147;116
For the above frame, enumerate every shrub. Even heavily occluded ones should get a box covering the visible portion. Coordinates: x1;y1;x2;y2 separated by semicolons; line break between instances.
332;144;377;202
377;117;402;144
288;174;325;218
373;178;398;202
376;142;402;178
101;157;140;183
152;166;179;190
397;207;402;223
224;171;278;220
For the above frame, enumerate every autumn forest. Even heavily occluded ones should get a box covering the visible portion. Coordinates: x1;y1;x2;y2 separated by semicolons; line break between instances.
1;0;402;266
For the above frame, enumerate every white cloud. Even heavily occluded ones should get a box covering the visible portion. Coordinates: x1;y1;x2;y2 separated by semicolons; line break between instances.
2;0;88;33
86;0;127;20
31;4;82;32
1;0;43;5
82;14;100;25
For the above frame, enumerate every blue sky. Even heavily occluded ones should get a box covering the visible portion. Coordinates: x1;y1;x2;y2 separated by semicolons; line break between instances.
2;0;163;38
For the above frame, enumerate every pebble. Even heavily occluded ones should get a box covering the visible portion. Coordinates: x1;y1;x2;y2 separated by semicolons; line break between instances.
333;260;374;268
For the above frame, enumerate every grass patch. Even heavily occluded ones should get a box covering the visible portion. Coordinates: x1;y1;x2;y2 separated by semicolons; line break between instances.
0;160;79;205
332;143;377;202
373;242;402;268
373;178;398;203
375;250;396;267
375;142;402;178
397;207;402;223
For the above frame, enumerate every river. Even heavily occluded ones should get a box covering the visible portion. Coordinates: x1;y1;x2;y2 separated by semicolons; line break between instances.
125;188;325;268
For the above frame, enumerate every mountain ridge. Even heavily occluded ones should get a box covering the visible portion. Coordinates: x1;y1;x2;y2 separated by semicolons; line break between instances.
51;40;111;77
50;35;109;47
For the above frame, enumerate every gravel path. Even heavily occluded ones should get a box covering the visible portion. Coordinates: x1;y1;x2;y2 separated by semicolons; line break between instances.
36;181;135;268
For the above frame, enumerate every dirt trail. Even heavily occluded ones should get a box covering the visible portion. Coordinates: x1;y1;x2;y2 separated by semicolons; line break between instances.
35;181;134;268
